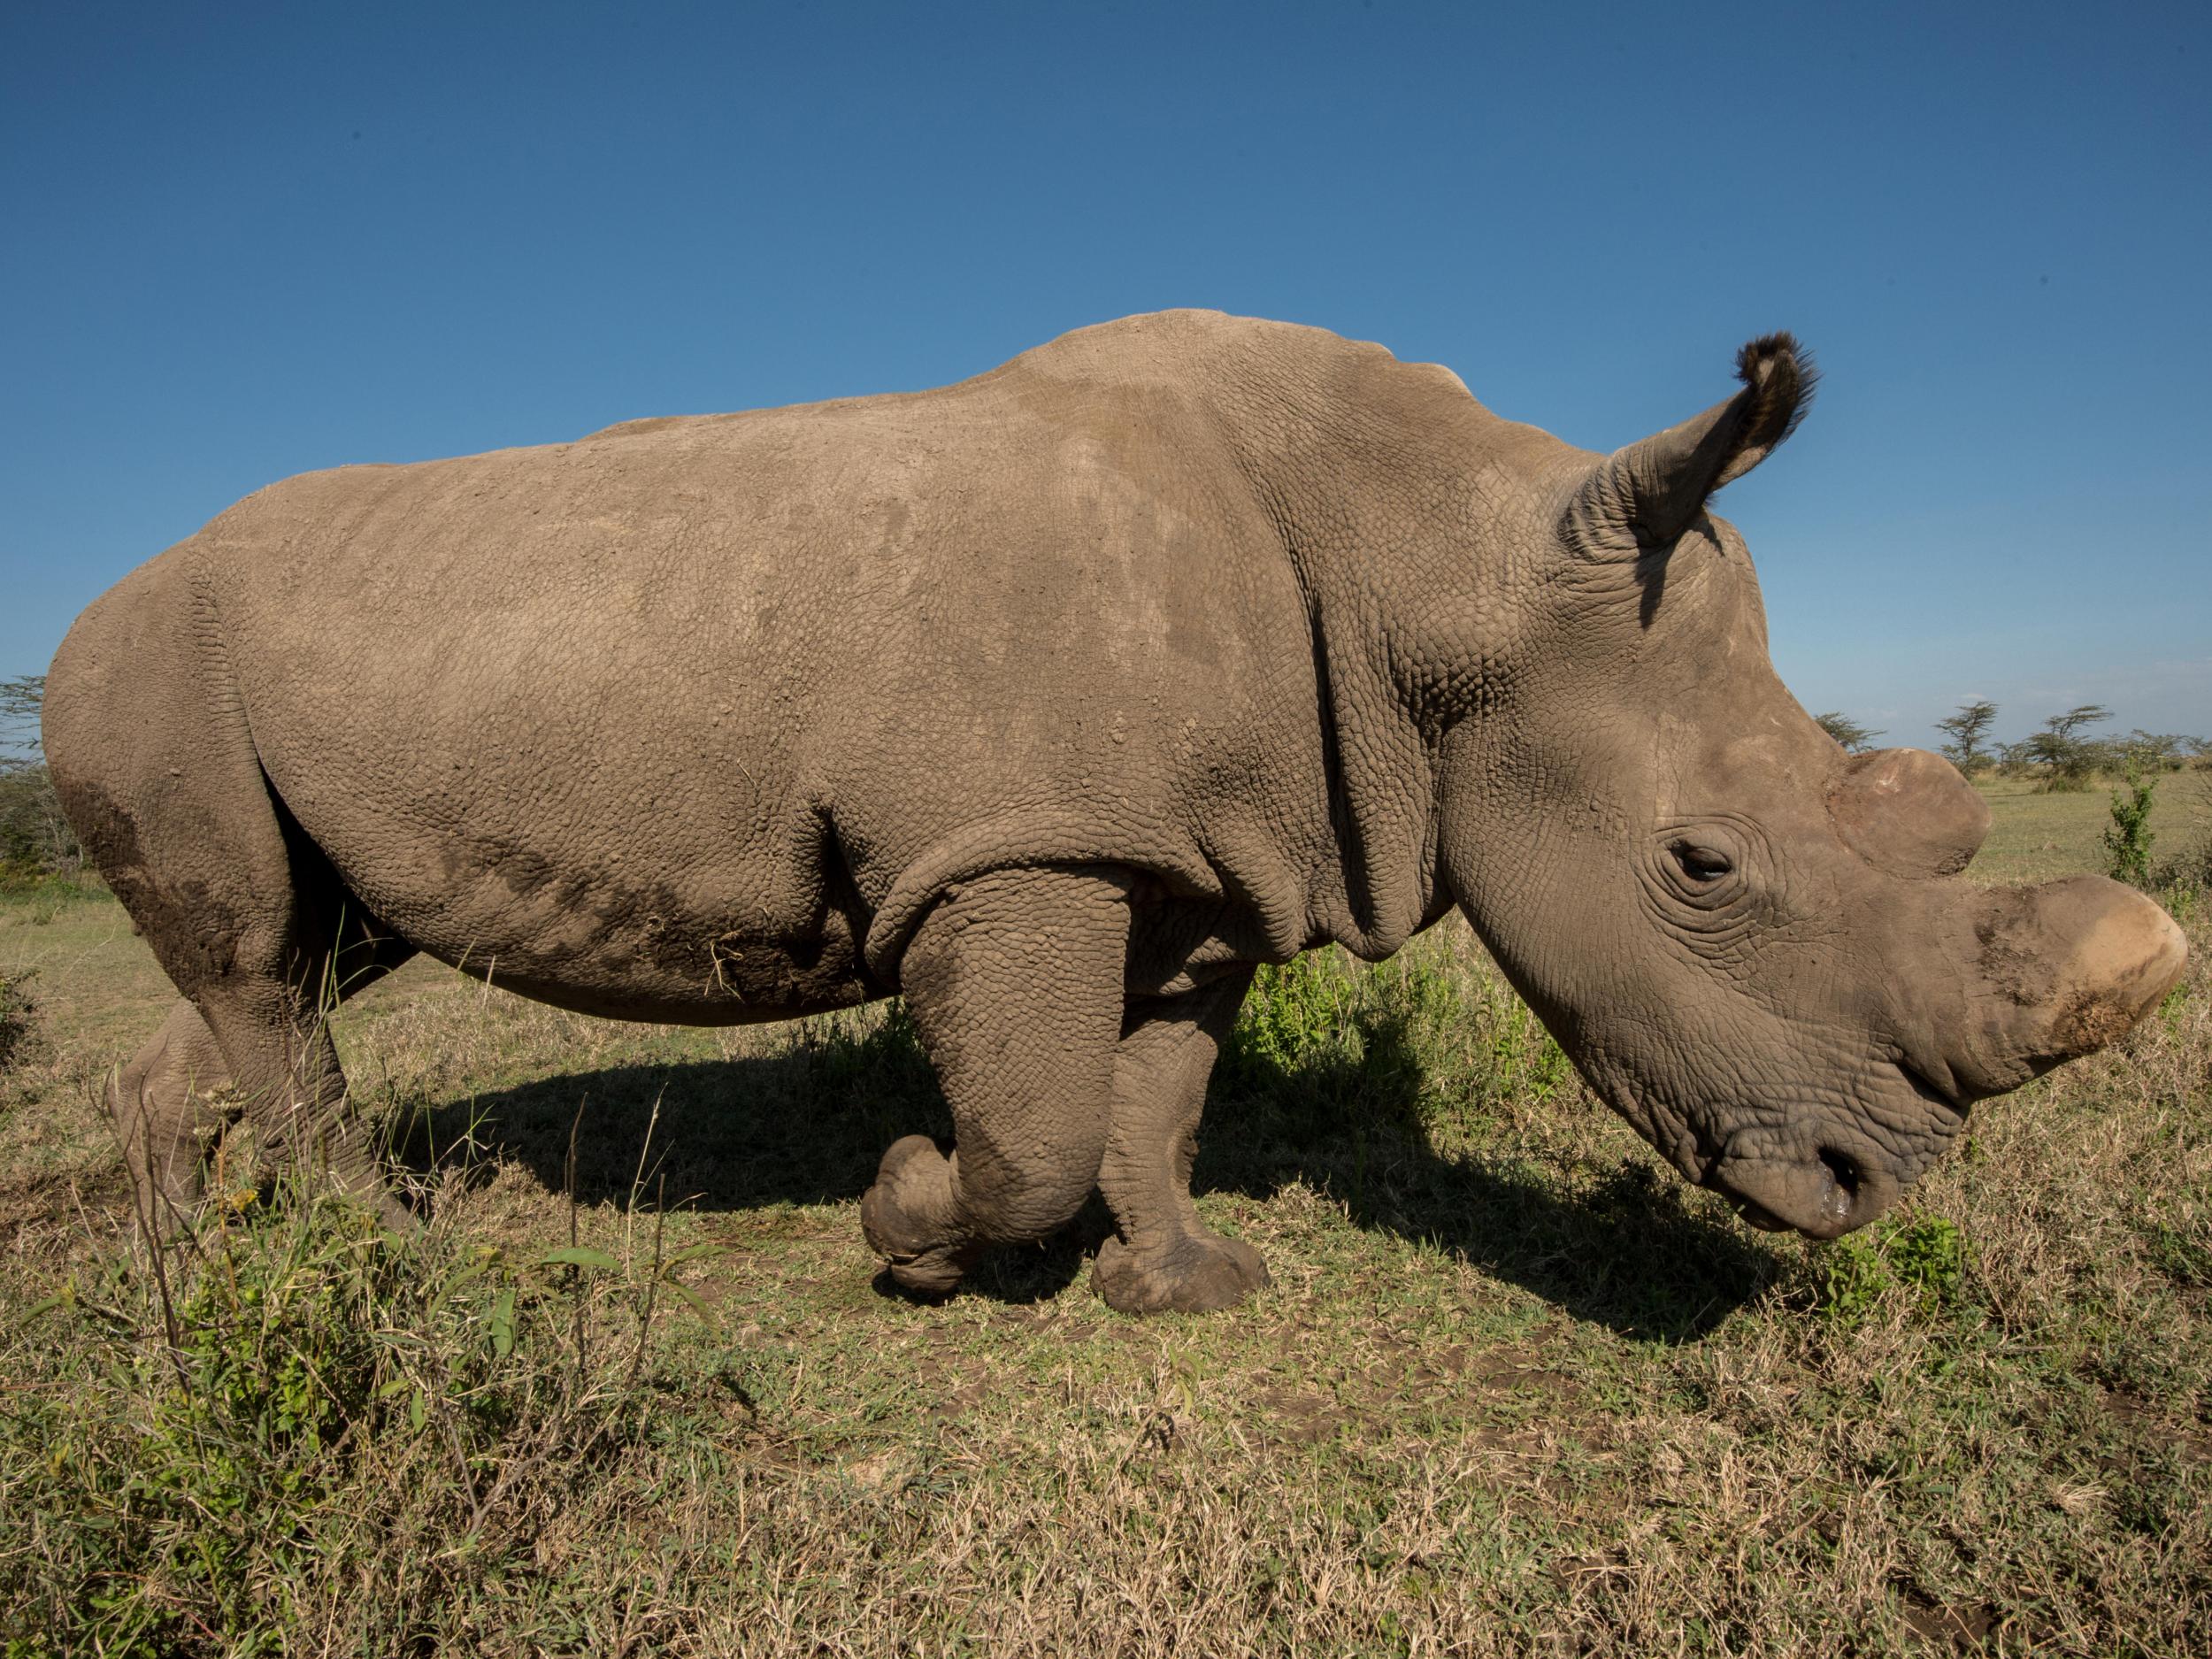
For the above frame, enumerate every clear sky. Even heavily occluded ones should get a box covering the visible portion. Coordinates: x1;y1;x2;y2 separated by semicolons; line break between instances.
4;2;2206;751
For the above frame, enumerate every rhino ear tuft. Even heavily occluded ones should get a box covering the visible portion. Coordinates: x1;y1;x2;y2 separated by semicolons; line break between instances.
1720;333;1817;489
1566;334;1817;556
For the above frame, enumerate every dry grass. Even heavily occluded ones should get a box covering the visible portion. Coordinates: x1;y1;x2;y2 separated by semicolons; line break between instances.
0;828;2207;1655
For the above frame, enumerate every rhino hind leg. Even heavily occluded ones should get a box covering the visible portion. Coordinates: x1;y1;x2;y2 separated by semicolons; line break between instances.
117;851;417;1234
108;1000;234;1234
214;887;418;1225
861;864;1132;1296
1092;969;1271;1315
110;877;419;1237
48;589;416;1226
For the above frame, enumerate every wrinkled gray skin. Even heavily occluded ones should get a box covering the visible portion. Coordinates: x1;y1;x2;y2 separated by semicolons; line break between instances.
45;311;2187;1312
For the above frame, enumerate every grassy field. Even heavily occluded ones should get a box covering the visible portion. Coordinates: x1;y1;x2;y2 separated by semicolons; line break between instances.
1;781;2208;1655
1968;772;2212;886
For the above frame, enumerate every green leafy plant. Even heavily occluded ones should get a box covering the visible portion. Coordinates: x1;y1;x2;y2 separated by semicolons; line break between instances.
1813;1214;1968;1323
1;1177;719;1655
0;675;83;881
1231;953;1356;1073
1478;988;1571;1108
2101;760;2158;887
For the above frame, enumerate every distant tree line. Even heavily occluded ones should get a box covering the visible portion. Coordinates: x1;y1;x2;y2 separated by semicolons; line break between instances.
1815;699;2211;793
1;675;82;880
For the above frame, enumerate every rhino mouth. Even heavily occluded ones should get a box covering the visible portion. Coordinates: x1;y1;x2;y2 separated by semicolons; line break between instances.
1706;1143;1886;1239
1724;1194;1796;1233
1701;1063;1964;1240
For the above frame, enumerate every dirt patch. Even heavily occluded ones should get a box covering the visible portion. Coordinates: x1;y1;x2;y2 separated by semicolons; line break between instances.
1258;1385;1341;1444
2099;1385;2212;1464
1901;1592;2000;1654
916;1354;993;1420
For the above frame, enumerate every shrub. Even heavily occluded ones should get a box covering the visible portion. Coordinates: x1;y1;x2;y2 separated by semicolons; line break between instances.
2154;836;2212;902
1231;953;1358;1075
1223;945;1575;1154
2102;762;2158;887
0;1187;715;1655
0;967;33;1074
0;763;81;883
1813;1214;1968;1324
0;673;83;879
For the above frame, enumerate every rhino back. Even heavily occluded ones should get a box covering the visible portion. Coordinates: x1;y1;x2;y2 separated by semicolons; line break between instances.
170;319;1336;1008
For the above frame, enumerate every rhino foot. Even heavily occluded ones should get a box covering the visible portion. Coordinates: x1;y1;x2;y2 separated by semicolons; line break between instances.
861;1133;987;1295
1094;1230;1270;1315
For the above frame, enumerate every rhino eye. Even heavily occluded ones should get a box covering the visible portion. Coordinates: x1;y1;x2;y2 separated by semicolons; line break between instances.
1671;841;1735;883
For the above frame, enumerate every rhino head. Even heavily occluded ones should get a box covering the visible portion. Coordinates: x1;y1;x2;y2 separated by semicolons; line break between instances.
1433;335;2187;1239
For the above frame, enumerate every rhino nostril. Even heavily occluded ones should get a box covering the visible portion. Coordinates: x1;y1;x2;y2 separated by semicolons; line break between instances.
1817;1146;1863;1200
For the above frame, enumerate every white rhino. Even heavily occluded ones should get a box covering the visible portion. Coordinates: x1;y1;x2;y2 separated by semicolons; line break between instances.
45;311;2185;1311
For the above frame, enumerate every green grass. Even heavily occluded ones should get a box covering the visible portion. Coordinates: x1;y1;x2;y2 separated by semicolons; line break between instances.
1969;771;2212;887
2;814;2208;1654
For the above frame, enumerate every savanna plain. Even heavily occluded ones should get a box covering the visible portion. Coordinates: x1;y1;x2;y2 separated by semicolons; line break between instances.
2;777;2208;1656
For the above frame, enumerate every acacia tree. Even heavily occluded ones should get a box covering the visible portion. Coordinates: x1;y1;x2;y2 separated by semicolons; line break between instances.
1813;710;1886;754
2024;703;2113;793
2113;729;2208;772
1933;699;1999;775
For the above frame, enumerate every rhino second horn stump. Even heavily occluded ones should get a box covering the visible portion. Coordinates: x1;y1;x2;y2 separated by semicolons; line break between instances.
1828;748;1992;878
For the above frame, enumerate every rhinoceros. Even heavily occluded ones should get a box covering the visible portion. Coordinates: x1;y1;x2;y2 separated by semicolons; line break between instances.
45;311;2185;1311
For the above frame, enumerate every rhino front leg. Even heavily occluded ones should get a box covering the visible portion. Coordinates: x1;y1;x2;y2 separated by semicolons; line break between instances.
1092;968;1271;1314
861;864;1131;1296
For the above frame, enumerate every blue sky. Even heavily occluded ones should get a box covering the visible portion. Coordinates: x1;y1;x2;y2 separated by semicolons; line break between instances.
4;2;2206;750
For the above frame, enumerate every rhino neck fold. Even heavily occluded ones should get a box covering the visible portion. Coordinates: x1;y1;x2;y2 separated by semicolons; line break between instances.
1230;416;1504;969
1290;588;1438;959
1225;385;1537;964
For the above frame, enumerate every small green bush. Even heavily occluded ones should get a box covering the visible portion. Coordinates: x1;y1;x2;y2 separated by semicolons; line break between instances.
1814;1214;1968;1323
1232;953;1358;1073
1474;985;1572;1110
2102;763;2158;887
0;761;81;879
1223;945;1574;1152
2153;834;2212;902
0;1187;712;1655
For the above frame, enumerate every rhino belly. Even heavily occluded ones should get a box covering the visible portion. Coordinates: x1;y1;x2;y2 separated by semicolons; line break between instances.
343;830;881;1025
428;903;885;1025
262;722;877;1024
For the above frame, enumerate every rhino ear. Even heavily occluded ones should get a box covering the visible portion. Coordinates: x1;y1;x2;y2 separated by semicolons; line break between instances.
1565;334;1816;556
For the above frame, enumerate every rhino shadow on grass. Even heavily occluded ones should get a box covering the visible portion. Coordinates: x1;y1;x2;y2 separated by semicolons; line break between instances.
390;1006;1778;1341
